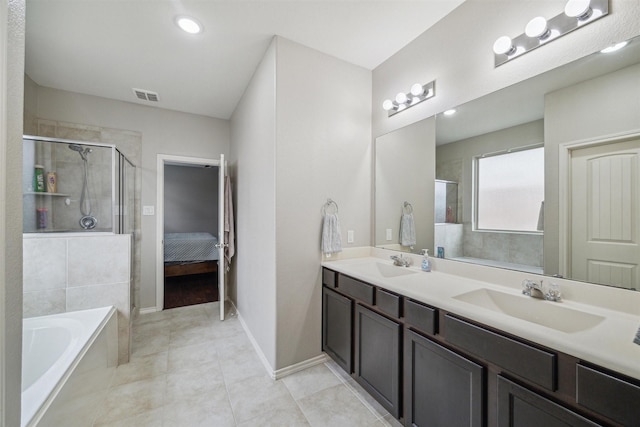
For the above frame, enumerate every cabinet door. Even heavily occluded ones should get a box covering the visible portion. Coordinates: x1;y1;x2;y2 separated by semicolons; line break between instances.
355;304;402;419
497;376;602;427
404;329;484;427
322;287;353;373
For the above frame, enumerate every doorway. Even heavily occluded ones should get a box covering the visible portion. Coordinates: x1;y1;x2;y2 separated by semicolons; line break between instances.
163;163;219;308
156;154;226;314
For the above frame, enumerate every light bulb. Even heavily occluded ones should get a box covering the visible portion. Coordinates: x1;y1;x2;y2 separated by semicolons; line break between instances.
410;83;424;97
525;16;550;39
600;41;628;53
395;92;408;105
382;99;395;111
493;36;515;55
564;0;592;20
176;16;203;34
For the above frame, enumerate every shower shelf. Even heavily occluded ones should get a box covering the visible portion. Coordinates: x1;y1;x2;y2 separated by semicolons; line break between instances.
24;192;70;197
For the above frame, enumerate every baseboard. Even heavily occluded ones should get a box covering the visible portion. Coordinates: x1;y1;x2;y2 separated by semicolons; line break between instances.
273;353;328;380
234;302;328;380
235;306;276;378
139;306;158;315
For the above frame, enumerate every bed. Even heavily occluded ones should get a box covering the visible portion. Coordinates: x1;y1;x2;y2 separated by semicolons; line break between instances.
164;232;219;277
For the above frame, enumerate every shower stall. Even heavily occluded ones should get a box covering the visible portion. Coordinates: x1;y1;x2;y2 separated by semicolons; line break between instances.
22;136;136;235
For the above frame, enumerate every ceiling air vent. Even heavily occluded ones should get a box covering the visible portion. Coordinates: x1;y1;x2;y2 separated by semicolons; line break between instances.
132;88;160;102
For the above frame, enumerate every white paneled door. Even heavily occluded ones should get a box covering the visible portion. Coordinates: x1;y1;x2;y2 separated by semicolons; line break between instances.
570;139;640;290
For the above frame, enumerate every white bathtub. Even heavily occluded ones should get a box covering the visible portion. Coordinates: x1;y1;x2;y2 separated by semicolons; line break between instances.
22;306;118;427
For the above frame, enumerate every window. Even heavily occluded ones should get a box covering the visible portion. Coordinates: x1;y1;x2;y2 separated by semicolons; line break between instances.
475;147;544;232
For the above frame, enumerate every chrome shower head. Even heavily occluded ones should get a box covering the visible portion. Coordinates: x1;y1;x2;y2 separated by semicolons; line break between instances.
68;144;92;161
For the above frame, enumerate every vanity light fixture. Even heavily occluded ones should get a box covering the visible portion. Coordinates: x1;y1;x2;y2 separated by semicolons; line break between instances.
493;0;608;67
176;16;203;34
382;80;436;117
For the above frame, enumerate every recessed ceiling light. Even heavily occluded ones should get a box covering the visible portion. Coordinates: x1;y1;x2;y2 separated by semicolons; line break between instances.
443;109;457;116
600;41;628;54
176;16;202;34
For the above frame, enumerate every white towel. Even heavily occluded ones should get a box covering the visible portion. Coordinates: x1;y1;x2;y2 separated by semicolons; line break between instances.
321;213;342;256
400;212;416;247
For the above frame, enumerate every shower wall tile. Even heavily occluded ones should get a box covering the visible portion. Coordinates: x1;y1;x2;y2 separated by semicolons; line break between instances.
67;235;130;287
66;282;129;313
23;289;66;318
23;237;67;291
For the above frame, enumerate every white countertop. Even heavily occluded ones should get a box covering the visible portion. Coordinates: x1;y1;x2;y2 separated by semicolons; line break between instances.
322;250;640;381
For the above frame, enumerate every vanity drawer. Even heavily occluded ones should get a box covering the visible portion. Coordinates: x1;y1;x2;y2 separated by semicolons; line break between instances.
376;288;401;319
404;299;437;336
323;268;337;288
338;274;374;304
576;364;640;426
445;315;557;391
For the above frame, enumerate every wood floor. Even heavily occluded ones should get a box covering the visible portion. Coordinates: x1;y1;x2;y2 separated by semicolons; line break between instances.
164;272;219;309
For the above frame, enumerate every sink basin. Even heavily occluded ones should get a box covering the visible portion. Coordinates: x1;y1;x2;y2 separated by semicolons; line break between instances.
453;288;605;333
347;262;419;279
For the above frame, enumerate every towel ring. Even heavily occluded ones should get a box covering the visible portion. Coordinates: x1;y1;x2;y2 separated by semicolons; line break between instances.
403;201;414;214
322;198;339;215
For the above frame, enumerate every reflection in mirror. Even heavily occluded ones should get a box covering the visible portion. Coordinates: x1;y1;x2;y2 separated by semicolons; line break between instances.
434;35;640;288
375;117;435;254
375;35;640;290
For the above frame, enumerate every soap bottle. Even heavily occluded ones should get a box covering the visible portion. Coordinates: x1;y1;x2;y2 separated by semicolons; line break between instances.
421;249;431;272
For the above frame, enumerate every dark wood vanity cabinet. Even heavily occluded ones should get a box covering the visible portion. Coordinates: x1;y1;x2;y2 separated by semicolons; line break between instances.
404;329;484;427
321;267;633;427
322;286;353;373
354;303;402;419
497;376;602;427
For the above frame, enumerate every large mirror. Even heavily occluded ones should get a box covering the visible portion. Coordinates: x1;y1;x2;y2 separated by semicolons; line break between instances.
375;36;640;290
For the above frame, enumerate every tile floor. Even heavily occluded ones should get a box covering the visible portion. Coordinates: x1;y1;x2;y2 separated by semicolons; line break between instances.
93;302;403;426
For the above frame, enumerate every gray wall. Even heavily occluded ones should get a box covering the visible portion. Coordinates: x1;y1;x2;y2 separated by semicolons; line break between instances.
375;117;435;253
2;0;25;424
164;164;218;235
274;37;371;370
230;36;372;372
544;63;640;275
230;38;278;369
33;87;230;309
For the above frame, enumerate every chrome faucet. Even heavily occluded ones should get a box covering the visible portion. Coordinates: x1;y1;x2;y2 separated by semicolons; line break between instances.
390;254;412;267
522;279;562;302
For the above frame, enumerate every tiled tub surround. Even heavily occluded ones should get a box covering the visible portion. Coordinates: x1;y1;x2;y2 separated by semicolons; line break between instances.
22;307;118;427
322;247;640;382
23;234;131;363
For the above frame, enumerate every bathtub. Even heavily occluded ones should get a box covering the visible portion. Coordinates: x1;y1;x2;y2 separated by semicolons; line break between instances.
22;306;118;427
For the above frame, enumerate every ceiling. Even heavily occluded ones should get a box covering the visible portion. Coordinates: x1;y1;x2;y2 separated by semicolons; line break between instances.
25;0;466;120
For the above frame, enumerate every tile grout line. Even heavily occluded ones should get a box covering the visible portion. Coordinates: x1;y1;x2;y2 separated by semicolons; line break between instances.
323;361;389;422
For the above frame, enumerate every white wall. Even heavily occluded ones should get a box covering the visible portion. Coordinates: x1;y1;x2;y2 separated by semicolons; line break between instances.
33;87;230;309
373;0;640;138
274;37;371;369
1;0;25;424
229;39;278;369
544;63;640;274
